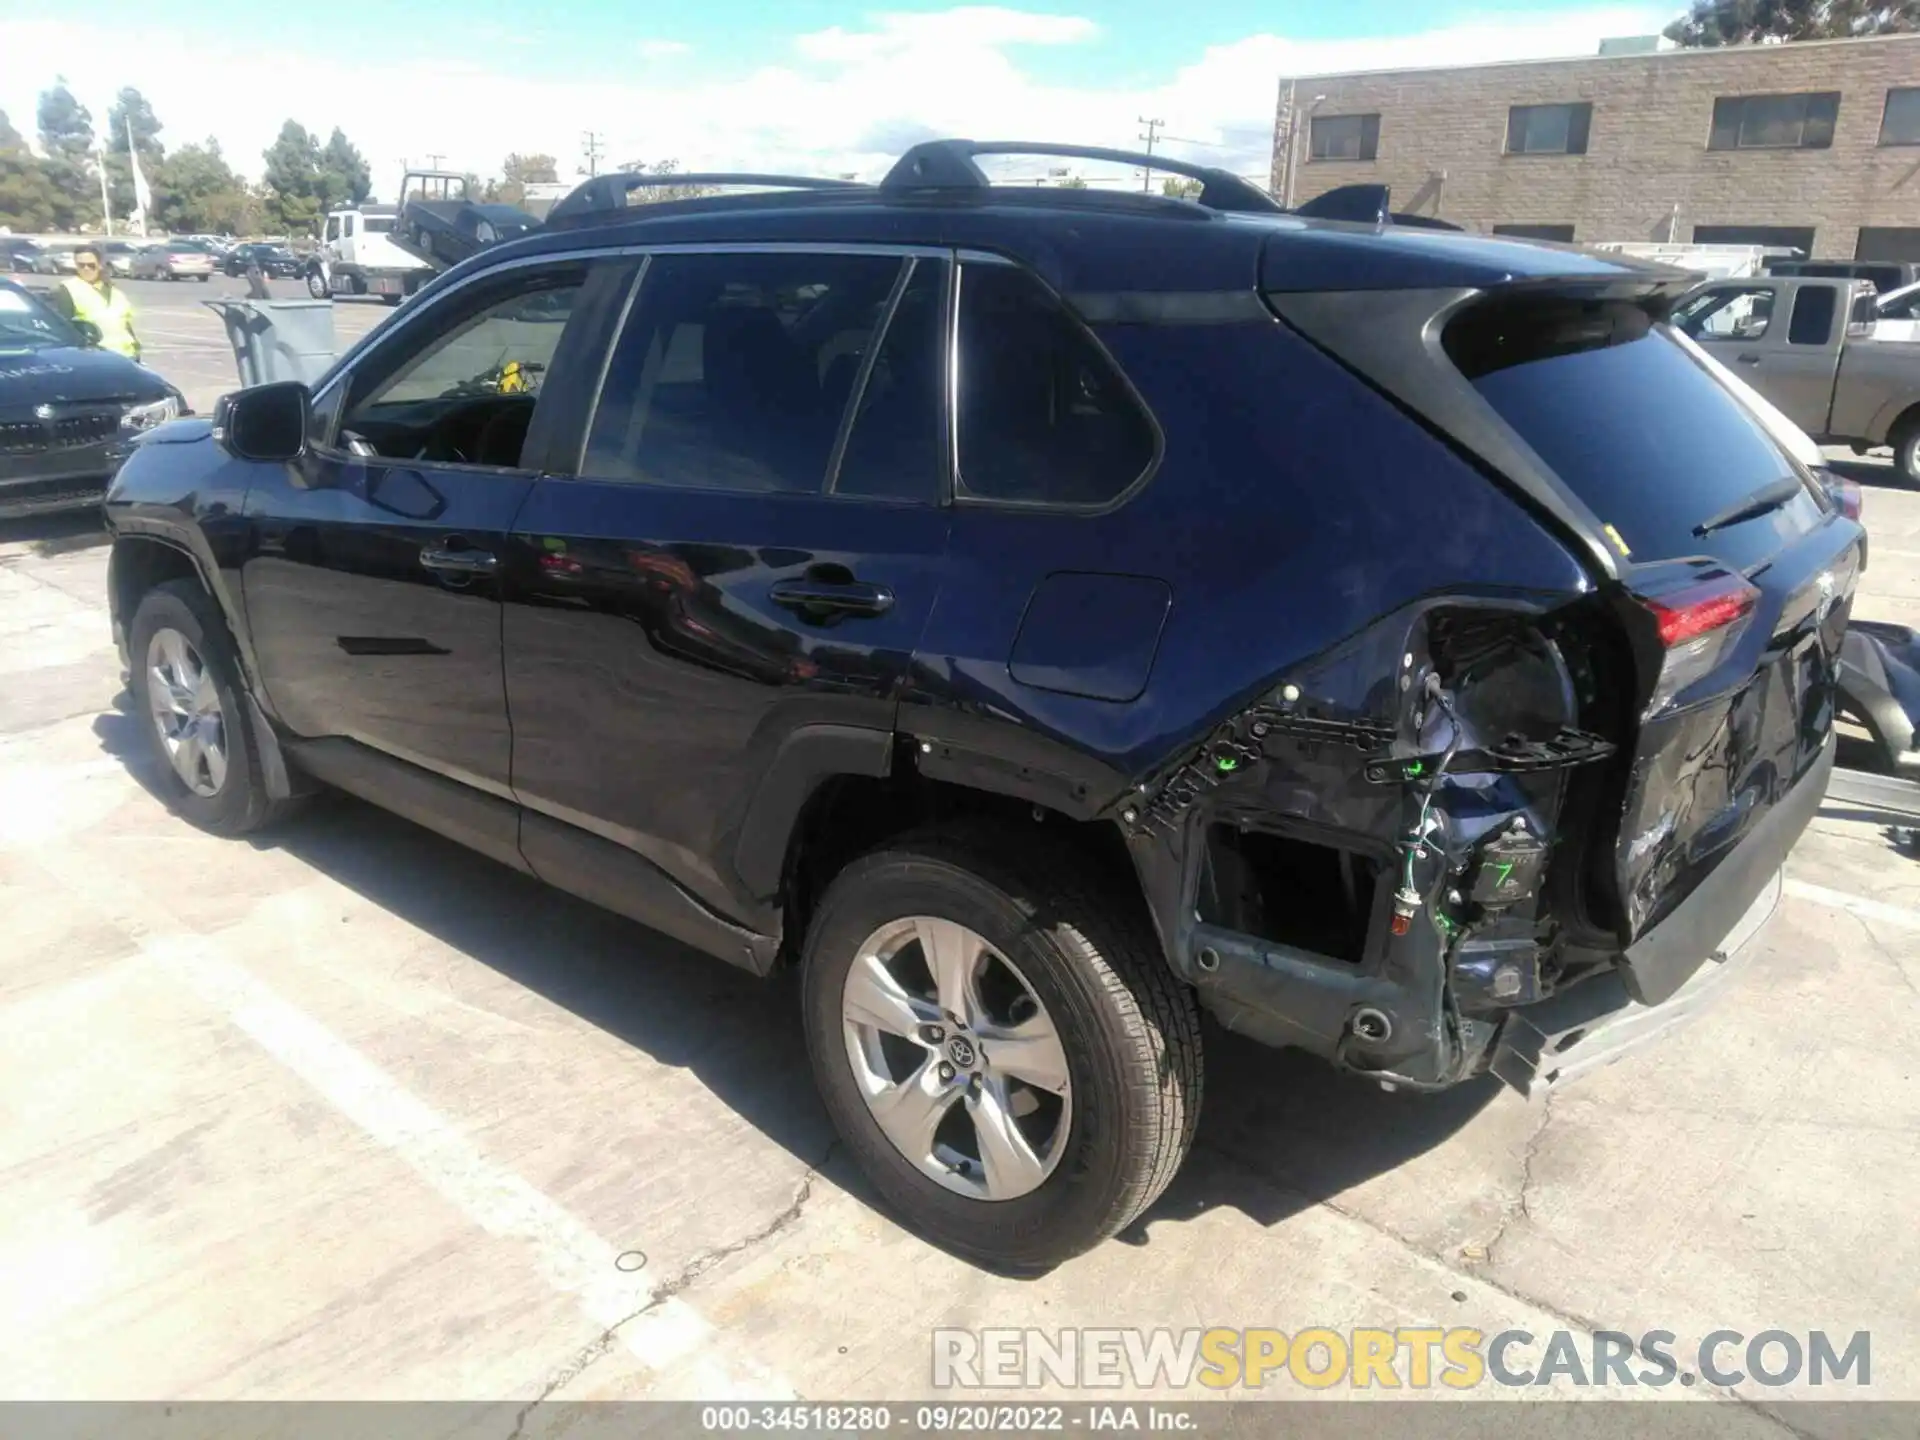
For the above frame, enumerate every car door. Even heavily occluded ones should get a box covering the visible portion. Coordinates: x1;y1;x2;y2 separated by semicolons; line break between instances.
1680;280;1840;434
243;258;596;849
502;247;952;937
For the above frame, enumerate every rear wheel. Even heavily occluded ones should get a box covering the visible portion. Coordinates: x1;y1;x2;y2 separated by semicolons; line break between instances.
306;268;328;300
801;826;1201;1272
128;579;293;836
1895;417;1920;486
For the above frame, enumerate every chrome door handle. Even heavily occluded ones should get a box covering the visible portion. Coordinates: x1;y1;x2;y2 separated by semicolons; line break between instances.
419;546;498;575
769;579;895;617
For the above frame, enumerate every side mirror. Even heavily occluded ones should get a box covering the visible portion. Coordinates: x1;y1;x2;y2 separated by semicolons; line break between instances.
71;318;102;347
216;381;311;463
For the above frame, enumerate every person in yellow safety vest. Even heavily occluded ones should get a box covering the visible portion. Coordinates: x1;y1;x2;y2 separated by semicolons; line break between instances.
48;247;141;361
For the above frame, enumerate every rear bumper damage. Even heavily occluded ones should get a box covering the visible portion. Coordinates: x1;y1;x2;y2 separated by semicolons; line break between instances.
1489;865;1779;1095
1184;731;1828;1094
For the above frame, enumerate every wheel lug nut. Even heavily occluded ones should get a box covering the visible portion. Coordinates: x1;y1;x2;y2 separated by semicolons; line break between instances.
922;1024;945;1045
938;1062;956;1081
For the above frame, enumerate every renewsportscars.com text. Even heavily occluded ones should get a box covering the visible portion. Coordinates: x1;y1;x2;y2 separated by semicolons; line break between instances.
932;1327;1871;1391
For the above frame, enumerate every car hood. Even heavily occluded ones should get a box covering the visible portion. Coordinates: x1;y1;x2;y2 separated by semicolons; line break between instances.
0;344;173;408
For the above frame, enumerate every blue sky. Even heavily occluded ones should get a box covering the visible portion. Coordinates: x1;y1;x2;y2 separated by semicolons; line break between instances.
2;1;1675;194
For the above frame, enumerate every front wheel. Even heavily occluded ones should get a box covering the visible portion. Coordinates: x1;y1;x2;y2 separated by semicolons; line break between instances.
128;579;293;836
306;268;329;300
801;826;1202;1272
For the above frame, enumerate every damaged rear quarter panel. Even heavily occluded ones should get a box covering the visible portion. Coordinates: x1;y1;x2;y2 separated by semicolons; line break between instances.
903;315;1601;1073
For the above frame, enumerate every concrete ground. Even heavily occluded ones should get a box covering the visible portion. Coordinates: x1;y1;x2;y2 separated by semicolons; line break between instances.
0;366;1915;1426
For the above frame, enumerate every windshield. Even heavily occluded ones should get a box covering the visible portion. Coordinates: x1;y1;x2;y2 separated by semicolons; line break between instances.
0;286;82;350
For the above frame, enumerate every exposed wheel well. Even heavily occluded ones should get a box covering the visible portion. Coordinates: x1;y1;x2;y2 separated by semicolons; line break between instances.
110;537;204;634
776;753;1149;971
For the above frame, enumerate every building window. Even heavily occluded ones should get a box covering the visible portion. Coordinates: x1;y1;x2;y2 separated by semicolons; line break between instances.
1708;93;1839;150
1857;227;1920;263
1309;114;1380;162
1493;223;1576;242
1693;224;1815;256
1505;104;1592;155
1881;88;1920;146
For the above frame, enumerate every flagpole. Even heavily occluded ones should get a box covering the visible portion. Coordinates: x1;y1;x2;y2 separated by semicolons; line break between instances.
127;116;148;238
96;141;113;236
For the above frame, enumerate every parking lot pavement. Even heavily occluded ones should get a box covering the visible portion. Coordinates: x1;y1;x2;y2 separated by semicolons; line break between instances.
0;490;1915;1425
17;275;393;415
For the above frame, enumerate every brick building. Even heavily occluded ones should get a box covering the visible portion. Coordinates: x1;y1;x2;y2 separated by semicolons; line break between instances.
1271;32;1920;261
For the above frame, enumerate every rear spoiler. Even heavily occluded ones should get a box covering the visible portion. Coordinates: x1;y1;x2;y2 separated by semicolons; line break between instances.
1293;183;1463;231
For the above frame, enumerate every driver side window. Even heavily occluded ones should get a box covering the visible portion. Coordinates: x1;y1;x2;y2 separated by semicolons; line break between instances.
335;270;583;471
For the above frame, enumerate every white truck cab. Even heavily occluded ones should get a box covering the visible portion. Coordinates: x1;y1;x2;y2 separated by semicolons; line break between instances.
305;205;432;306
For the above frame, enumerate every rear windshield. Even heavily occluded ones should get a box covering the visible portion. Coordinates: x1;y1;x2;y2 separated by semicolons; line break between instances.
1446;296;1815;564
364;216;394;233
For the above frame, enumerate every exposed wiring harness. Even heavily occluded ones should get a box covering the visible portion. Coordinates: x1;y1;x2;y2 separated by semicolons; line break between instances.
1341;672;1470;1091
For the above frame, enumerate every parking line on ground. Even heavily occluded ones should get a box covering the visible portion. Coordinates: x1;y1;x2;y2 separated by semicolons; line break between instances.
19;826;796;1404
1785;877;1920;930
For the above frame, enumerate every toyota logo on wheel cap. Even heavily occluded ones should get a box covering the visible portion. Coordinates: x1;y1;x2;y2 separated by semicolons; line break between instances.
946;1036;977;1068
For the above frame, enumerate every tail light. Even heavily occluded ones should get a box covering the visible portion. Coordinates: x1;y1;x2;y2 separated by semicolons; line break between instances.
1639;573;1760;714
1823;473;1862;522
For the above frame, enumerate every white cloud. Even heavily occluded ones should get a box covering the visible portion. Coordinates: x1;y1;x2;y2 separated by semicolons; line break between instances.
637;39;692;60
0;3;1674;210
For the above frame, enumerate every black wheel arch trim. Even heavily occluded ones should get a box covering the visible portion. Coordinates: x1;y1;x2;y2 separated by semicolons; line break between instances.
732;723;895;902
111;528;298;799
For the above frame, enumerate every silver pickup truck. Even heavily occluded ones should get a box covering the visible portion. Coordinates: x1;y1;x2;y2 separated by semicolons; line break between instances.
1674;274;1920;483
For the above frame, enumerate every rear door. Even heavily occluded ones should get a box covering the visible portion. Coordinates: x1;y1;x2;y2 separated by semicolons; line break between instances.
1677;280;1839;434
502;246;952;929
244;258;593;825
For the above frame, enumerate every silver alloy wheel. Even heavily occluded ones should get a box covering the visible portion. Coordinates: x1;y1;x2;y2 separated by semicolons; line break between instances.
145;627;228;798
841;916;1073;1200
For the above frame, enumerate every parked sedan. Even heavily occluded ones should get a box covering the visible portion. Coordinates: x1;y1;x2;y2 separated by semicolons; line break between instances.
130;241;216;282
32;245;80;276
100;241;144;278
1;238;43;274
222;242;302;278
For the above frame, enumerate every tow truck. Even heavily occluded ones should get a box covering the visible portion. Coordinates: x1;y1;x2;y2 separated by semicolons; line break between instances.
303;200;431;307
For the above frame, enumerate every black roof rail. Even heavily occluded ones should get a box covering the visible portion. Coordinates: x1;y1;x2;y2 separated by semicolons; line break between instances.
881;140;1282;215
548;172;867;225
1292;182;1464;231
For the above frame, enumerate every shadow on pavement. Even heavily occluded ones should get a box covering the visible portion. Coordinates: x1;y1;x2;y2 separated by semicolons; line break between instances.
92;702;1492;1272
0;507;110;556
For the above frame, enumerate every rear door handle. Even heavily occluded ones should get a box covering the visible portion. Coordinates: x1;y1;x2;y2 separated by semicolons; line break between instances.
769;579;895;617
1736;352;1762;364
419;545;498;575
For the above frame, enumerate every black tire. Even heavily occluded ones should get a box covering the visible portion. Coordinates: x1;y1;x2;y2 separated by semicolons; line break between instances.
381;294;402;307
306;268;328;300
196;273;209;283
127;579;291;836
1894;417;1920;487
801;824;1201;1272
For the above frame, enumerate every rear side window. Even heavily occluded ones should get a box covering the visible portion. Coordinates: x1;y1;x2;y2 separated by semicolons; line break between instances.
1447;297;1804;562
1788;286;1836;345
955;263;1156;507
583;251;908;495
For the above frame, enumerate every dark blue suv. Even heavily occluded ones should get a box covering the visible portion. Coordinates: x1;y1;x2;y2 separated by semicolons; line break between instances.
104;140;1860;1270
